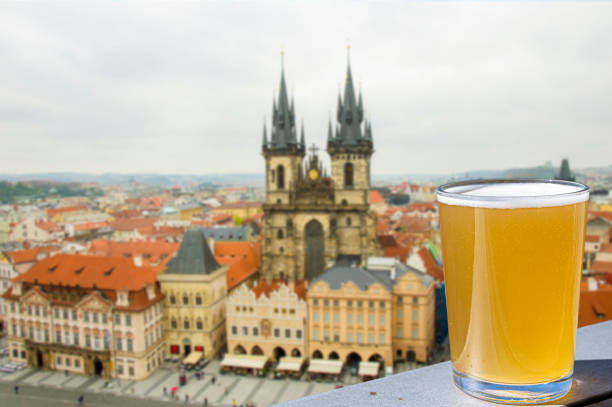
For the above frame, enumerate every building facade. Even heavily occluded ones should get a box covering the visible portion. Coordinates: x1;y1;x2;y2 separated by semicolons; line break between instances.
261;59;379;282
307;264;393;368
226;279;307;360
307;258;436;370
9;217;64;242
158;229;229;359
2;254;165;380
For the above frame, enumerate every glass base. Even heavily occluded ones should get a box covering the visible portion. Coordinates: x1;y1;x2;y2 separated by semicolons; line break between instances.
453;368;573;404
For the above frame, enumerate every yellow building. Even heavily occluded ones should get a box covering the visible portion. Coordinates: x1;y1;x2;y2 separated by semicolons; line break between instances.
212;202;262;221
307;263;393;370
158;229;229;360
307;258;436;373
226;279;308;361
177;203;204;221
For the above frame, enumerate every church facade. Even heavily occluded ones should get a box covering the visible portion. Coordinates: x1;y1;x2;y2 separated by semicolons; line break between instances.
261;57;380;283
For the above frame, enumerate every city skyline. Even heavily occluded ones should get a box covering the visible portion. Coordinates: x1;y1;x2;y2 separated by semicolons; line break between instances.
2;2;612;175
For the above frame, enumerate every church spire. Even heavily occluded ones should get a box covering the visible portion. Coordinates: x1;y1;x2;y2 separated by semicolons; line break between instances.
329;47;371;150
300;119;305;147
262;120;268;148
265;51;302;154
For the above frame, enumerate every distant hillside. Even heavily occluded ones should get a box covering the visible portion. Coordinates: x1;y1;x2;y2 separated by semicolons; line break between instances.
0;180;103;204
0;173;265;187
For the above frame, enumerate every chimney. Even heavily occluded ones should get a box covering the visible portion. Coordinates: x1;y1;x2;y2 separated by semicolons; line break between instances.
390;266;396;281
588;277;598;291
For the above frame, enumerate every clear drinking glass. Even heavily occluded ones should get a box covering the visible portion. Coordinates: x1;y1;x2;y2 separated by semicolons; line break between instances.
437;179;589;404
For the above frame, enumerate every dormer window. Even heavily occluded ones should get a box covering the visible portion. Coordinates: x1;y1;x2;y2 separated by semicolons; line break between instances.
146;285;155;301
117;291;130;307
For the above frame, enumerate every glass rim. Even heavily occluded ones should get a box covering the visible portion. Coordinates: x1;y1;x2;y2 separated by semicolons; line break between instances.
436;178;589;203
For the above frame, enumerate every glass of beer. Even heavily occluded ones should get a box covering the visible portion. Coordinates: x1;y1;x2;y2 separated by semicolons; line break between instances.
437;179;589;404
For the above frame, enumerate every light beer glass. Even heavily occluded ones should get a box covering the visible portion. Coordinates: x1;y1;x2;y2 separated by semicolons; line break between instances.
437;179;589;404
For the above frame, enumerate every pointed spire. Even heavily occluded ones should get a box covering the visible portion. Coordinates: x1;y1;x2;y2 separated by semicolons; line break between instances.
336;91;343;123
327;117;333;142
357;83;364;123
262;119;268;148
300;119;305;146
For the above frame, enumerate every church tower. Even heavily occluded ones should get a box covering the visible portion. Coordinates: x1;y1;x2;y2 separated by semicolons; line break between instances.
327;49;374;207
261;52;380;284
262;55;305;205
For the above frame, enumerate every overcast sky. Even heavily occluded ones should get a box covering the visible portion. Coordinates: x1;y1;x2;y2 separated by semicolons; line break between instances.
1;2;611;176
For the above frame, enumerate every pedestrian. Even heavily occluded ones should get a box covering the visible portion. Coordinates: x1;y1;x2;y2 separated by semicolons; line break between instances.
212;376;216;384
232;399;236;406
65;370;68;377
203;397;208;406
225;386;229;395
78;395;84;406
163;387;167;396
13;385;19;394
185;394;189;403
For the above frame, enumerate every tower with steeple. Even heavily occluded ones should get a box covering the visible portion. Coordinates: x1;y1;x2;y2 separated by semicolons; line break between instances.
262;52;306;206
327;46;374;208
261;51;380;283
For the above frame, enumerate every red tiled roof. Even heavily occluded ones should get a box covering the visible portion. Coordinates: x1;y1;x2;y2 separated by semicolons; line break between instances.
578;289;612;327
14;254;157;291
407;202;437;212
397;215;432;233
74;222;110;232
5;246;59;264
418;247;444;281
35;219;62;233
599;243;612;253
251;279;307;300
214;241;260;269
47;205;87;218
110;217;156;232
589;211;612;223
586;235;601;243
217;202;262;210
89;240;179;270
592;261;612;274
110;209;142;218
225;257;258;291
370;190;384;204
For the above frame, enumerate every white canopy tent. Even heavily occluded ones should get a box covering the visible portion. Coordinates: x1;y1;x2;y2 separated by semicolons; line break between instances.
183;351;203;365
358;361;381;377
276;356;305;372
220;354;269;370
307;359;343;375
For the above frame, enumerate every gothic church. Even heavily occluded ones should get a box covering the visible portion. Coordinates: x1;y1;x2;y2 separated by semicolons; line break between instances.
261;55;380;282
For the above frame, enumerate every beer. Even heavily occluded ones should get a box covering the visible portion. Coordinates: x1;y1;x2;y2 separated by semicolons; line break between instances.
437;180;588;403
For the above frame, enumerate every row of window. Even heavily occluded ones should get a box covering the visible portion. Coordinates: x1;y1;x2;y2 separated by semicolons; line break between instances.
168;291;223;306
230;325;303;339
11;303;141;327
233;305;297;315
170;318;205;330
396;326;420;339
313;312;417;326
312;299;387;308
313;330;386;345
56;356;81;368
115;364;135;377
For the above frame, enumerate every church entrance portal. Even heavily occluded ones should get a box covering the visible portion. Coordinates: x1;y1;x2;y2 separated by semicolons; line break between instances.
305;220;324;280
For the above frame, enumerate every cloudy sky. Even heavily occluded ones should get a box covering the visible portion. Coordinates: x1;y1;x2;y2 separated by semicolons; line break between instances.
1;2;611;176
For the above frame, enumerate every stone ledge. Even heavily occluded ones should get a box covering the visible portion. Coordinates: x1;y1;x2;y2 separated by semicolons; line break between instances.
274;321;612;406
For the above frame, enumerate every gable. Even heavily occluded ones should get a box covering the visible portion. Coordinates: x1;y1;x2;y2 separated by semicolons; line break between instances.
76;294;111;310
22;289;49;304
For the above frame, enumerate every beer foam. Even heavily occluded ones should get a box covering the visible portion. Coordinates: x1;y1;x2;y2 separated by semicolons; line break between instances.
437;181;589;208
